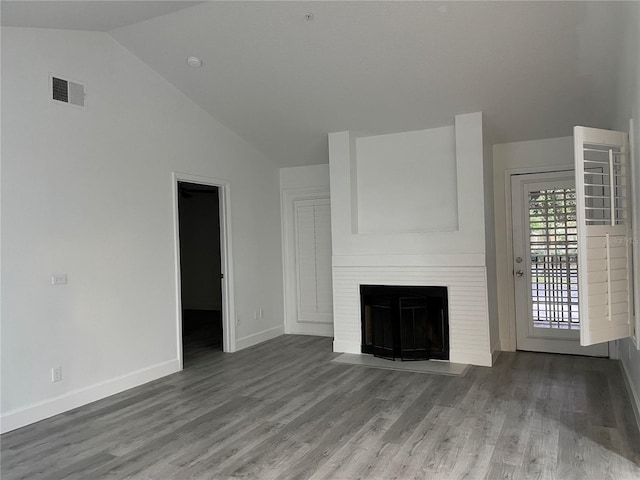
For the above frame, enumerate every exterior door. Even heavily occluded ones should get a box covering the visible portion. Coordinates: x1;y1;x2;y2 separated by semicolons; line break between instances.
511;172;608;356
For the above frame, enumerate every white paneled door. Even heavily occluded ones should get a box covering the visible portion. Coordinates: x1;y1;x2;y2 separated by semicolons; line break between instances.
295;198;333;324
511;172;608;356
282;191;333;337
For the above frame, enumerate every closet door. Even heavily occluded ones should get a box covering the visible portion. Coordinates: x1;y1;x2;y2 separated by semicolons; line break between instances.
295;198;333;325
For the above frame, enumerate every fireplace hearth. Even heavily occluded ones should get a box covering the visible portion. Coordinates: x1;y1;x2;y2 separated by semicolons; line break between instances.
360;285;449;361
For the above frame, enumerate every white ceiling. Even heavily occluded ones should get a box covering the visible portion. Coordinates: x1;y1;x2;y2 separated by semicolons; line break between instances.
0;1;202;31
2;1;629;167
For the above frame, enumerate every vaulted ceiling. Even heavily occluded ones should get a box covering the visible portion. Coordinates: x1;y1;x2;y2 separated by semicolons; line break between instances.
2;1;629;167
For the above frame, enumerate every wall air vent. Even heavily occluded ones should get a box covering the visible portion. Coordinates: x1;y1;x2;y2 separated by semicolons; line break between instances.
50;75;85;108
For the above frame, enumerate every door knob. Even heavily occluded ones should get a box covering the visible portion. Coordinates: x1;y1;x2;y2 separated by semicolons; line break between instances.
515;270;524;277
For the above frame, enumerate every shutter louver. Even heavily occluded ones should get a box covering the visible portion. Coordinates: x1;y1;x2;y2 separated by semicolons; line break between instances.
575;126;634;345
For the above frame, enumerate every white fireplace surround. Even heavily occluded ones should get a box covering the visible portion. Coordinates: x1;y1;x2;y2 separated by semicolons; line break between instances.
328;112;497;367
333;266;491;366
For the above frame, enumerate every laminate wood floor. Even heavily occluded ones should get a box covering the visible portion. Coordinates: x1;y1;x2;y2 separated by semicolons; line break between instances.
2;335;640;480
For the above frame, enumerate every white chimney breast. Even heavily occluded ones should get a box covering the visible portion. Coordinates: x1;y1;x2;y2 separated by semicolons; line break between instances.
328;112;493;366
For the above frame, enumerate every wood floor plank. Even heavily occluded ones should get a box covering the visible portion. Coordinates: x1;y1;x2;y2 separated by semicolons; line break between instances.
2;336;640;480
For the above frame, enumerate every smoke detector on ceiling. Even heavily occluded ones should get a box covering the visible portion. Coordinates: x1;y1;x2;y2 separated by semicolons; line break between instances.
186;56;203;68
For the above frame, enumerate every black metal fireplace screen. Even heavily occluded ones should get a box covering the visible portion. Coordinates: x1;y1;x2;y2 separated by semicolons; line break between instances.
360;285;449;361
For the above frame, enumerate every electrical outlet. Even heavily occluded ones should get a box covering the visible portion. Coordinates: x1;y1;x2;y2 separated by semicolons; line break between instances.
51;274;67;285
236;316;241;325
51;366;62;383
259;309;264;319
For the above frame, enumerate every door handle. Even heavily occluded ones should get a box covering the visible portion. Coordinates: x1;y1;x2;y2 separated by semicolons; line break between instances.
515;270;524;277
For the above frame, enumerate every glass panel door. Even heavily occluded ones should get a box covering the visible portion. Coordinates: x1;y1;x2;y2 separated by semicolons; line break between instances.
511;172;608;356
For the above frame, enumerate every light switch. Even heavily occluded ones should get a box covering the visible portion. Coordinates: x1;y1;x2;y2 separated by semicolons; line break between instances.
51;274;68;285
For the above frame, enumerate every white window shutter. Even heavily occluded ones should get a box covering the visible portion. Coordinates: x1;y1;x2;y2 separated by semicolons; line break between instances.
294;198;333;324
574;126;634;345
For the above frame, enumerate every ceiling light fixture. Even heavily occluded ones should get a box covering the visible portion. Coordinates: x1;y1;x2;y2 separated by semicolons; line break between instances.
186;56;203;68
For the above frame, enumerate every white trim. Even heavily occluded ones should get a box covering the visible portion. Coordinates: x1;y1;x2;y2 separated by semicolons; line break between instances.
629;118;640;349
620;357;640;435
333;339;361;354
332;253;486;268
235;326;284;351
0;359;180;434
172;172;236;363
450;349;492;367
281;186;331;335
502;165;575;352
288;323;334;337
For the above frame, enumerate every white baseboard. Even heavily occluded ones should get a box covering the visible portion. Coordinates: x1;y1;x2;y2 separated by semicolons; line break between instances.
450;349;492;367
0;358;180;434
333;339;360;354
289;324;334;337
620;357;640;434
235;326;284;351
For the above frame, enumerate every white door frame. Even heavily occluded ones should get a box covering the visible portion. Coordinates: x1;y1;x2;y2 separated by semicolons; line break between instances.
281;186;332;336
172;172;236;368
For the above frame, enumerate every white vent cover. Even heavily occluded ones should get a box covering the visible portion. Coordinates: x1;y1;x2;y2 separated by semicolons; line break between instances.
50;75;85;107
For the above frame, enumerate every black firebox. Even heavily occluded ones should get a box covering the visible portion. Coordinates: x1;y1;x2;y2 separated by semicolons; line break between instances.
360;285;449;361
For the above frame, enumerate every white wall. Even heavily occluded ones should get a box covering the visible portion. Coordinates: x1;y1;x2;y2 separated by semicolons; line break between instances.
1;27;284;432
329;113;494;366
355;127;458;234
492;136;574;351
279;164;332;337
280;164;329;191
612;2;640;429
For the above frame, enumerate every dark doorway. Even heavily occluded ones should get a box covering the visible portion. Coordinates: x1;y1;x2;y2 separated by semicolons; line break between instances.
178;182;223;366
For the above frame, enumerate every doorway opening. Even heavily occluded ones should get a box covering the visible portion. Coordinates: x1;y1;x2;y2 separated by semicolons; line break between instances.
177;181;224;366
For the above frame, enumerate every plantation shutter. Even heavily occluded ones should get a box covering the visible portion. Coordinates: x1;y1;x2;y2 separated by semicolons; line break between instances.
574;126;634;345
294;198;333;323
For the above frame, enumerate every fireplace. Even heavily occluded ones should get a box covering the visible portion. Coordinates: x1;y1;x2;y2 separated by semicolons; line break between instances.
360;285;449;361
